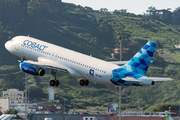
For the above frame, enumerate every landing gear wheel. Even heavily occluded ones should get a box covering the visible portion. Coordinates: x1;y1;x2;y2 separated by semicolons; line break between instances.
84;80;89;86
55;80;59;86
79;79;89;86
80;80;85;86
50;71;59;87
50;80;55;86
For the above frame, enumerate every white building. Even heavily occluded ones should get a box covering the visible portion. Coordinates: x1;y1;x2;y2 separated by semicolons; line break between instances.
17;103;37;112
3;89;24;109
0;99;9;113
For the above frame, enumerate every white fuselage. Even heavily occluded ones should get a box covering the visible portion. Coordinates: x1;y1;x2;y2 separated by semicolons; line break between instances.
5;36;120;85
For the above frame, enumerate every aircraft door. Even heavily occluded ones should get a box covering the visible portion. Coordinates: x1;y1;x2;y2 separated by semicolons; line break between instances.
51;53;57;61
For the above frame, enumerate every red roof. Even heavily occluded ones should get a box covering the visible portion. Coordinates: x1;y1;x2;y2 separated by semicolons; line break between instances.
36;105;63;111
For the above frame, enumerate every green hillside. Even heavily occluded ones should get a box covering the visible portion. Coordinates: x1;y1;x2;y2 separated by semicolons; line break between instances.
0;0;180;113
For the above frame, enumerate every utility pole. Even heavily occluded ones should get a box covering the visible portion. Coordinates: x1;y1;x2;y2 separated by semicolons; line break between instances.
73;87;76;112
140;98;142;115
25;73;28;120
117;34;123;120
64;98;65;112
126;91;127;114
179;93;180;112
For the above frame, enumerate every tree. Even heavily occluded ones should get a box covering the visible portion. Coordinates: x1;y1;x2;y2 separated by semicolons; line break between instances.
2;74;24;91
12;109;19;114
0;0;24;24
152;104;175;112
97;18;114;47
173;7;180;23
4;110;11;114
4;109;19;114
27;86;46;101
27;0;62;17
99;8;108;13
158;9;172;23
146;6;157;15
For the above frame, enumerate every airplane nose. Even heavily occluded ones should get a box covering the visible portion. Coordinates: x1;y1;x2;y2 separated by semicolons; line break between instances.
5;41;10;50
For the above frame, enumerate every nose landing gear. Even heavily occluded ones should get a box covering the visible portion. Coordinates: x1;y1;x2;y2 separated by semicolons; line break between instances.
79;79;89;86
50;71;59;87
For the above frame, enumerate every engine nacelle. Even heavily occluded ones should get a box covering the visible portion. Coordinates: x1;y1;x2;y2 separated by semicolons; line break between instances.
19;62;45;76
141;79;155;86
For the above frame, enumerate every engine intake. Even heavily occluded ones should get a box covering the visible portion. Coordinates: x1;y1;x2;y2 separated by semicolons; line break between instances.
19;62;45;76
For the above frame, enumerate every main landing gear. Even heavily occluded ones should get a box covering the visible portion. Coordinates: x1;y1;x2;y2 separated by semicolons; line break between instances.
79;79;89;86
50;71;59;87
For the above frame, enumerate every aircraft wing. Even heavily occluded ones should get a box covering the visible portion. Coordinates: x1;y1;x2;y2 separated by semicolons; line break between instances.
108;61;128;66
148;77;173;81
20;57;82;77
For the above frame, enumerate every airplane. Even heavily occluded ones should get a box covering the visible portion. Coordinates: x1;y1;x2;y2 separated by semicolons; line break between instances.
5;36;173;87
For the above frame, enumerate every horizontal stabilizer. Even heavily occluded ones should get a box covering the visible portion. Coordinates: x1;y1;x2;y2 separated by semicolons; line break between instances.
148;77;173;81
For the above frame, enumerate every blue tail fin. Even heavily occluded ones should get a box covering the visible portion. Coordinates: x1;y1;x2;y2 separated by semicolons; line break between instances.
122;41;157;76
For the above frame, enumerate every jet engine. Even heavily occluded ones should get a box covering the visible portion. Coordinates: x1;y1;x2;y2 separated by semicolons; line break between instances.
19;62;45;76
140;79;155;86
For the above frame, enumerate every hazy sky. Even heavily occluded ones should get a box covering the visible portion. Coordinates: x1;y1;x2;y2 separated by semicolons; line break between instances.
62;0;180;14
